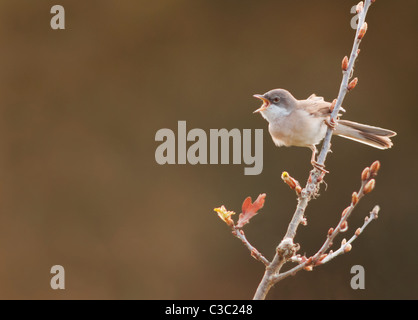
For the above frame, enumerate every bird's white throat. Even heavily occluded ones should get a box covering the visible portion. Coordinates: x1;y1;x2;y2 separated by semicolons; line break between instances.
260;105;291;123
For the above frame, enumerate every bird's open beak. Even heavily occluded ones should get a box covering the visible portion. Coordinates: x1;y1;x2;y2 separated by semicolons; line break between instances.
253;94;270;113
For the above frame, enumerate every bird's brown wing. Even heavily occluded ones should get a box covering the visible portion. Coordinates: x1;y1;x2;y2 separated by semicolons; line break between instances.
301;93;346;116
298;98;332;118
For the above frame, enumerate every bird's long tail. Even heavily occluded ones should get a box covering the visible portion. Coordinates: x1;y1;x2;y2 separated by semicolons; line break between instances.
333;120;396;149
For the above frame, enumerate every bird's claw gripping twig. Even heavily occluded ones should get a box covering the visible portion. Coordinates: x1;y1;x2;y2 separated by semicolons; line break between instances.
324;118;338;130
311;160;329;174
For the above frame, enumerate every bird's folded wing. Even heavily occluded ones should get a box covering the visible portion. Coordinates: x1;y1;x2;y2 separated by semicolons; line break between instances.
307;93;346;113
299;98;332;117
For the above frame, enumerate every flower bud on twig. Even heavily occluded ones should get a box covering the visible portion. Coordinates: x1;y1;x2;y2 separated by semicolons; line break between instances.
281;171;299;190
342;56;349;71
315;253;328;266
361;167;370;181
340;221;348;232
319;254;328;262
352;192;359;205
344;243;352;253
358;22;368;40
251;249;260;260
347;77;358;91
363;179;376;194
341;206;351;218
371;205;380;219
303;257;313;270
370;160;381;176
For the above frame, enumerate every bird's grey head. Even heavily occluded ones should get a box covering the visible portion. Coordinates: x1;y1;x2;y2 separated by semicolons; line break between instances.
253;89;296;119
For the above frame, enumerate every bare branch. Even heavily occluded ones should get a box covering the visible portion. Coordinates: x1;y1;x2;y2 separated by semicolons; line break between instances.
320;205;379;264
253;0;376;300
263;162;380;293
232;227;270;267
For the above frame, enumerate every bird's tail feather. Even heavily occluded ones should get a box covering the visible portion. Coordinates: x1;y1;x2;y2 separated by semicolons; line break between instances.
334;120;396;149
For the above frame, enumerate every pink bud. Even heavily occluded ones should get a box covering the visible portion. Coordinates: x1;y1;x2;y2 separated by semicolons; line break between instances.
342;56;349;71
358;22;368;40
341;206;351;218
340;221;348;232
370;160;381;176
364;179;376;194
352;192;359;206
361;167;370;181
348;77;358;91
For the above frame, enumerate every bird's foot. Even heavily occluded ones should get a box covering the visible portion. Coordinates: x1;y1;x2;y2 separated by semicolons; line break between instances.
311;160;329;174
324;118;338;130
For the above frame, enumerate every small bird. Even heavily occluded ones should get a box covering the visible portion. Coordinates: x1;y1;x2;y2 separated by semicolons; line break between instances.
253;88;396;171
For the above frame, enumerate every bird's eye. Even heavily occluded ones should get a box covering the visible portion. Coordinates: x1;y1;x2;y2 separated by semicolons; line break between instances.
273;97;280;103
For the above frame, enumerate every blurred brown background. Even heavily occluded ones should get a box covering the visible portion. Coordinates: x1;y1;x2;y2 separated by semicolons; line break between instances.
0;0;416;299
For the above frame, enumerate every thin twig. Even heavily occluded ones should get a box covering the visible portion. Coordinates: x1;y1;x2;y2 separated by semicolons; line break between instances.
232;227;270;267
270;174;380;283
269;204;378;283
311;167;377;264
321;205;379;264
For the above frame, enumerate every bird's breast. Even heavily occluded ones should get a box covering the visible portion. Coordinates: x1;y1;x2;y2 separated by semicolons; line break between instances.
268;110;327;147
